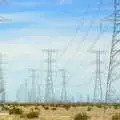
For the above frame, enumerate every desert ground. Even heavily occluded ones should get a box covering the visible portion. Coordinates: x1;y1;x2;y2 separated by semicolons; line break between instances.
0;103;119;120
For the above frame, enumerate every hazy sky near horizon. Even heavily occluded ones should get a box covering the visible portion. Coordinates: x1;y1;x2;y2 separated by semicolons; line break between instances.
0;0;115;101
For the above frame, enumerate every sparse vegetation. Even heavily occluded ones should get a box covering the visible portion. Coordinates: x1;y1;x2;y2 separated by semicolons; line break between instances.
1;103;120;120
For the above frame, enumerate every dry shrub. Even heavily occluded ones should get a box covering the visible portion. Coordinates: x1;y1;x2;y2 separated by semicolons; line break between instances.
9;107;23;115
63;104;71;111
44;106;49;110
26;111;39;119
87;106;92;111
112;113;120;120
96;104;102;108
113;105;119;109
74;112;88;120
51;107;57;111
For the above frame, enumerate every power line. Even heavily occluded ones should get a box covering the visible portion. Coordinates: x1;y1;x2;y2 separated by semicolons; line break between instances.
56;4;91;62
59;5;90;57
58;0;104;70
87;23;105;51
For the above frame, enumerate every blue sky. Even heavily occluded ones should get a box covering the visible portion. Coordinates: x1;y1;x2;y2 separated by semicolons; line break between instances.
0;0;115;102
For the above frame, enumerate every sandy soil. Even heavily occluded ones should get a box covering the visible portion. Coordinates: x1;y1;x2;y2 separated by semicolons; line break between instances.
0;105;119;120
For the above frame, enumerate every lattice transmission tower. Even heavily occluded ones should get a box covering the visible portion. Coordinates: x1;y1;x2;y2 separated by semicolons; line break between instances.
0;0;10;103
92;50;104;102
24;79;29;103
60;69;68;103
105;0;120;103
0;54;5;103
30;69;37;103
37;84;42;103
43;49;57;103
94;50;103;102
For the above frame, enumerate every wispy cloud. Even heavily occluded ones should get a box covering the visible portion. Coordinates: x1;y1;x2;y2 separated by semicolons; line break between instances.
0;10;102;29
57;0;72;5
13;1;48;7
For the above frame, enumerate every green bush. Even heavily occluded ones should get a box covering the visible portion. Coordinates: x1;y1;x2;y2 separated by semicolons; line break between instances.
74;112;88;120
112;113;120;120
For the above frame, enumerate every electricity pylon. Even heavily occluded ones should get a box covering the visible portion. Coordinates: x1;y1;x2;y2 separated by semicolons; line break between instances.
60;69;68;103
105;0;120;103
29;69;37;103
24;79;28;103
37;84;42;103
0;1;10;103
43;49;57;103
16;84;23;103
0;54;5;103
91;50;104;102
94;50;103;102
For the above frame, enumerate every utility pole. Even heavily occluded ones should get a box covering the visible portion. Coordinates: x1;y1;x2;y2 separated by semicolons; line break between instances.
43;49;57;103
105;0;120;103
60;69;68;103
92;50;103;102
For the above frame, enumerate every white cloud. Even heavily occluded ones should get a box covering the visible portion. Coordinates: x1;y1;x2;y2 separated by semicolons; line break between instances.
0;11;45;23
